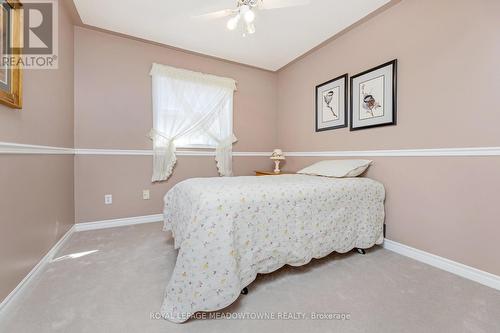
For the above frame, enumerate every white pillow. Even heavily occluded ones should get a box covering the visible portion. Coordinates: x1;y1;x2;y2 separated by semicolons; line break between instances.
297;160;372;178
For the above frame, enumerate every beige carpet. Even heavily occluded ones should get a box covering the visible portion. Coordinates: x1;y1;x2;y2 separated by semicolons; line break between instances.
0;222;499;333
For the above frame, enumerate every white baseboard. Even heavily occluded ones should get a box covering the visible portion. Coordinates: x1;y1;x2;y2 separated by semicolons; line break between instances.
383;239;500;291
74;214;163;231
0;225;76;312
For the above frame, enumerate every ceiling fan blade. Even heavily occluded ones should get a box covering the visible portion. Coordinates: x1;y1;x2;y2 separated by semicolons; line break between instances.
193;9;237;20
258;0;311;10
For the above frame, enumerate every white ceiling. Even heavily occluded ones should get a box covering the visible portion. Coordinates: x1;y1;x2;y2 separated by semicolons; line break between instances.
73;0;390;71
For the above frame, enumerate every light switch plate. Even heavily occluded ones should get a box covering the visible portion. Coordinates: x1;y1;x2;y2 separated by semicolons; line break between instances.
104;194;112;205
142;190;150;200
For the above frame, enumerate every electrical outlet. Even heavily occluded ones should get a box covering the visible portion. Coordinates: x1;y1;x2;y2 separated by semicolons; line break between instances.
104;194;112;205
142;190;150;200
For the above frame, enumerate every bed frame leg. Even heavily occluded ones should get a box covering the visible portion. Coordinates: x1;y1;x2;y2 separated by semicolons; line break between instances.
241;287;249;295
356;248;366;255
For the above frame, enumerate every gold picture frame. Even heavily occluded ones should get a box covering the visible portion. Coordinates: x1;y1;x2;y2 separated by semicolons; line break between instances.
0;0;22;109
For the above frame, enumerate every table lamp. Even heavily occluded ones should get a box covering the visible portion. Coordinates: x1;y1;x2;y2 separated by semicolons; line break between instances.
270;149;285;173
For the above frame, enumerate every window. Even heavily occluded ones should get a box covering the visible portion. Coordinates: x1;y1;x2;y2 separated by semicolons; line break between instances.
169;97;232;149
149;63;237;181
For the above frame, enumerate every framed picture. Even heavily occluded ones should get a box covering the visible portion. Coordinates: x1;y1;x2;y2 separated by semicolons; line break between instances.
350;59;397;131
0;0;22;109
315;73;347;132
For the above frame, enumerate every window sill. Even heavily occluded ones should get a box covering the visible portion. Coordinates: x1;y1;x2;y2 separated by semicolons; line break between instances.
175;144;216;150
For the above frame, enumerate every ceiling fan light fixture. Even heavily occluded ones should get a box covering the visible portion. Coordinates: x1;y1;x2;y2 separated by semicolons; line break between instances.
246;22;256;34
226;14;240;30
199;0;311;36
243;9;255;23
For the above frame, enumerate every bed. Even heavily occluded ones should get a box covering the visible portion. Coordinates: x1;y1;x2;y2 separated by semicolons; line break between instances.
160;174;385;323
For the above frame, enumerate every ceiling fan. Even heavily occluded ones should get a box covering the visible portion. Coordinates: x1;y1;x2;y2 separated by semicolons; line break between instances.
196;0;311;36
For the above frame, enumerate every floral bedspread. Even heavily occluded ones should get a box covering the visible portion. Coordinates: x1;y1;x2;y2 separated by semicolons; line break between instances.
161;174;385;322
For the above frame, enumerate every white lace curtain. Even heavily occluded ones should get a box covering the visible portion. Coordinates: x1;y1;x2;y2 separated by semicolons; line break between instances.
149;63;237;182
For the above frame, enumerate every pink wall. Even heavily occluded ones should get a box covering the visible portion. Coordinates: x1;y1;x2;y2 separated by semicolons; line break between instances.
75;155;271;223
0;0;75;301
0;1;74;147
74;27;277;151
0;155;74;299
277;0;500;275
278;0;500;151
74;27;278;223
282;156;500;276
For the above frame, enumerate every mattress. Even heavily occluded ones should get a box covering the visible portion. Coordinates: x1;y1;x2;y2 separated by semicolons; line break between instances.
161;174;385;322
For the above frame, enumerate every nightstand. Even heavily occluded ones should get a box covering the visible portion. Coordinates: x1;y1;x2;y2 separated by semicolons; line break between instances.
255;171;294;176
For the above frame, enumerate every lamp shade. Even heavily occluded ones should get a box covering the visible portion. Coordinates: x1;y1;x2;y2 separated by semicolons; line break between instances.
270;149;285;160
